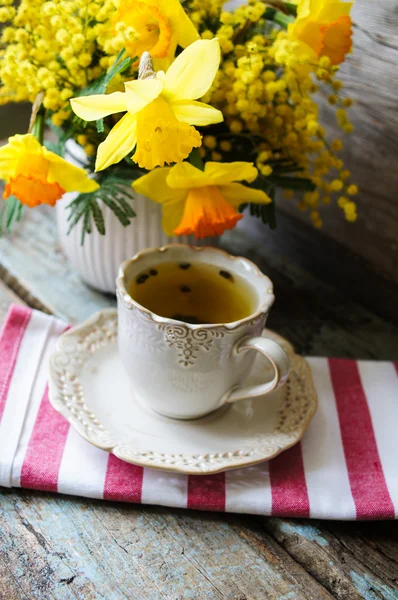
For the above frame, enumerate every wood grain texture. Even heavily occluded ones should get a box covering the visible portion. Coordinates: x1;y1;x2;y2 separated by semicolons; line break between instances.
262;518;398;600
0;278;24;320
0;491;337;600
235;211;398;325
0;207;114;324
277;0;398;283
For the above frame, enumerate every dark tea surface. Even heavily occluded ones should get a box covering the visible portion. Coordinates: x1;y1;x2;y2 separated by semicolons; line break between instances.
128;261;257;324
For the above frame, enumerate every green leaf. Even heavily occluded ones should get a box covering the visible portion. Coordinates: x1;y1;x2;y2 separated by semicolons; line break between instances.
78;49;134;98
75;49;136;134
66;169;138;243
81;206;92;245
0;196;25;236
112;192;136;218
96;118;105;134
100;195;131;227
188;148;204;170
67;200;88;233
89;198;105;235
239;176;277;230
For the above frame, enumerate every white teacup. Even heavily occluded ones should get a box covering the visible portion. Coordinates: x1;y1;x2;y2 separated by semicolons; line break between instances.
116;245;290;420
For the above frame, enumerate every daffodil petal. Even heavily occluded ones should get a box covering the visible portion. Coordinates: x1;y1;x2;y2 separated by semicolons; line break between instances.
163;39;221;101
45;150;99;193
0;142;23;180
124;75;164;115
154;0;199;53
162;0;200;48
220;183;272;208
166;162;212;189
70;92;127;122
133;167;175;203
175;14;200;49
9;134;42;153
204;162;258;185
95;113;137;171
318;1;352;21
295;0;312;21
169;100;223;126
0;134;46;181
162;197;187;236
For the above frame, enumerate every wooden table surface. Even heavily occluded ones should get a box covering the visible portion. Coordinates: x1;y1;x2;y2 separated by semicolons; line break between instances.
0;207;398;600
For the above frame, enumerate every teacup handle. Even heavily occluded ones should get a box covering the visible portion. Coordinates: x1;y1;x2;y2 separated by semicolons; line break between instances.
225;336;290;404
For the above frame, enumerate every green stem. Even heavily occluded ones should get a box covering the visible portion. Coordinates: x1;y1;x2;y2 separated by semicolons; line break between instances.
31;109;45;145
272;11;295;28
189;148;204;171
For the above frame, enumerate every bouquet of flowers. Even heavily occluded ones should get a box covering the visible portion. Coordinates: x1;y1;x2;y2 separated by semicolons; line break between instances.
0;0;358;241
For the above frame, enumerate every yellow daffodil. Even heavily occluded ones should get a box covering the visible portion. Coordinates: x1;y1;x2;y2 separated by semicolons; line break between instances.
0;134;99;208
289;0;353;65
133;161;271;238
115;0;199;65
70;39;223;172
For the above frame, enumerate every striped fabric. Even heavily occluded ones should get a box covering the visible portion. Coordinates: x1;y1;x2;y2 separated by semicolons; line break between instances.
0;304;397;519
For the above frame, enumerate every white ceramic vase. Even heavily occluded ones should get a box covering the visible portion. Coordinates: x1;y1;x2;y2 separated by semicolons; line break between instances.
56;141;216;294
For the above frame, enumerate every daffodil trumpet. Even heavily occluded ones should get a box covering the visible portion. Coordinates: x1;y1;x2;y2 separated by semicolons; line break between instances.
133;161;272;238
70;39;224;172
114;0;199;67
288;0;353;65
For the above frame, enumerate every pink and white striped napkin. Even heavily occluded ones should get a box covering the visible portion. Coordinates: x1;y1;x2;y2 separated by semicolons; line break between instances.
1;304;397;519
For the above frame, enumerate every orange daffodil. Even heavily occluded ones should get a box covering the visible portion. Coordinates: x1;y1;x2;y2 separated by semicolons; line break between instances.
115;0;199;65
70;39;223;173
0;135;99;208
289;0;353;65
133;161;272;238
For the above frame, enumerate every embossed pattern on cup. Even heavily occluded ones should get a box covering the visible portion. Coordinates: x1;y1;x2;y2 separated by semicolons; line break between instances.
116;245;289;419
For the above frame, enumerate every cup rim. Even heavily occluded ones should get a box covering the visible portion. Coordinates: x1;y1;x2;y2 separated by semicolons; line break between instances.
116;244;275;330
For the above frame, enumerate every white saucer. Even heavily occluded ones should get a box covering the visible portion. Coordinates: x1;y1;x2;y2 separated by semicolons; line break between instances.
48;309;317;474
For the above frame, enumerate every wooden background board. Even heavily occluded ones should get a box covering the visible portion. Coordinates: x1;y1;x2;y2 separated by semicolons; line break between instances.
275;0;398;284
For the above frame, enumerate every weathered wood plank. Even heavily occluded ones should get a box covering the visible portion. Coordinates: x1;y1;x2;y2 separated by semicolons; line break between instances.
0;277;25;319
262;518;398;600
0;207;114;324
278;0;398;284
225;226;398;359
234;211;398;325
1;491;336;600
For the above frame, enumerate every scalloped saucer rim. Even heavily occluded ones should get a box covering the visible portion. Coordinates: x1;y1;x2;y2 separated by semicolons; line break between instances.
48;309;318;475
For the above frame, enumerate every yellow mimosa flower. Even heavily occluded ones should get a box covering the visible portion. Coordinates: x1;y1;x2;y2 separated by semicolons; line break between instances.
70;39;223;172
289;0;353;65
133;161;271;238
115;0;199;64
0;134;99;208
